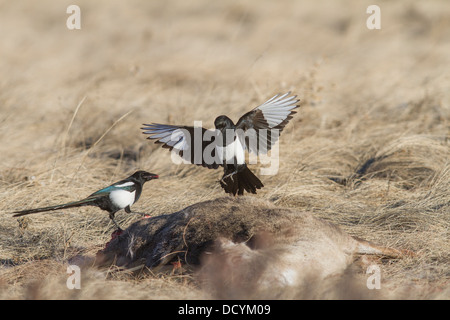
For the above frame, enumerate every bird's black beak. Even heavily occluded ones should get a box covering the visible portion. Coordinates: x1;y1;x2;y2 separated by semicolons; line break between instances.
148;173;159;180
145;173;159;181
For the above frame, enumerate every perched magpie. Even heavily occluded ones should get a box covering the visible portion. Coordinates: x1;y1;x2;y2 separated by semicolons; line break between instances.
141;92;299;195
12;171;159;230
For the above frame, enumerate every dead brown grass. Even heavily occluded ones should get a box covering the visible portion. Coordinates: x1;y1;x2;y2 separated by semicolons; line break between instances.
0;0;449;299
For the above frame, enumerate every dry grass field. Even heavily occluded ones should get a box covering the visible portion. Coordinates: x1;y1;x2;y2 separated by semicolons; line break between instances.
0;0;449;299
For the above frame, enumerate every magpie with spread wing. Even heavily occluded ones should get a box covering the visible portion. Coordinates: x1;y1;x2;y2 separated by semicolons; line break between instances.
141;92;299;196
12;171;159;230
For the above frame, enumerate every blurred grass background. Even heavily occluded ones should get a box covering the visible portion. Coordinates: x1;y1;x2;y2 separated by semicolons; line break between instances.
0;0;448;299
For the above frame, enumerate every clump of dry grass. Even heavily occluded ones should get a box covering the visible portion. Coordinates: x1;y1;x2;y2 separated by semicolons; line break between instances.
1;0;449;299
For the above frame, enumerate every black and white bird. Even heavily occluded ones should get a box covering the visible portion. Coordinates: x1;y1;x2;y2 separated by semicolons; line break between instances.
141;92;299;195
12;171;159;230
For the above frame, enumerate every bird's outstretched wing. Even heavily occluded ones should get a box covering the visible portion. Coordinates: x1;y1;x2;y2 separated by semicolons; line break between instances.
141;123;220;169
235;92;300;154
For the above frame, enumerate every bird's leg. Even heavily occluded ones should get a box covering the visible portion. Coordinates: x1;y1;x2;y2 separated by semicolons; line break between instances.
131;211;145;216
220;170;238;185
130;211;151;218
109;213;122;231
111;219;122;230
125;206;150;218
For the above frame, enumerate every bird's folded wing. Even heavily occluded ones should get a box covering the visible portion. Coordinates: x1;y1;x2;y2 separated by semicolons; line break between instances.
88;182;137;198
235;92;300;154
141;123;220;169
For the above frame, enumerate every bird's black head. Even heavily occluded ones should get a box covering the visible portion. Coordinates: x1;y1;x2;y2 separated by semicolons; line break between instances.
214;115;234;130
131;170;159;182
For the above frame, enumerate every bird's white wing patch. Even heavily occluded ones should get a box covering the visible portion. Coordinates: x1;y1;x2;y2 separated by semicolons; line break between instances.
114;181;134;188
256;92;298;128
141;124;190;151
109;189;136;209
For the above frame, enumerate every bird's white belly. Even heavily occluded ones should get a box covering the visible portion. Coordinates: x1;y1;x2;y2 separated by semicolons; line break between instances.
109;190;135;209
216;138;245;165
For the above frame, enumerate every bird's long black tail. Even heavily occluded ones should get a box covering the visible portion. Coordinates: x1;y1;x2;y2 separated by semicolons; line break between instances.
220;165;264;196
12;198;97;217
